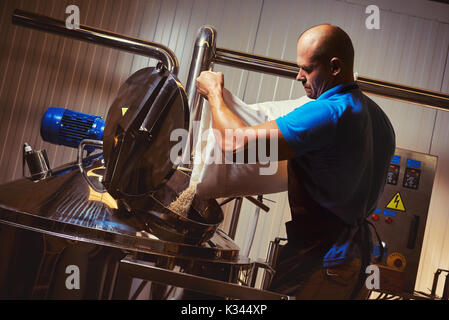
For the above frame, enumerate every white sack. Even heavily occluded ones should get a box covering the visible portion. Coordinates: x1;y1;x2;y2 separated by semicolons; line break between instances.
190;89;312;199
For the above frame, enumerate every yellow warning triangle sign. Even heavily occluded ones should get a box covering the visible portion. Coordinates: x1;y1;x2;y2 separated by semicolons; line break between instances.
386;192;406;212
121;107;128;116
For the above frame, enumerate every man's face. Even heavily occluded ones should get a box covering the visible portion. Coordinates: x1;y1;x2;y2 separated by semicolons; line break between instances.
296;39;331;99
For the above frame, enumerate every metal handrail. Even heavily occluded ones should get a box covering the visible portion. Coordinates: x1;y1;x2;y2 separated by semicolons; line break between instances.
214;46;449;111
12;9;179;75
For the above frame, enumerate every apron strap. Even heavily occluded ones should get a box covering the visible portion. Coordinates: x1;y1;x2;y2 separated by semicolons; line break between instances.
349;219;383;299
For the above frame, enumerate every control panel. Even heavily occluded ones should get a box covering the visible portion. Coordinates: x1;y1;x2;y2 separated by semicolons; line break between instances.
371;148;437;294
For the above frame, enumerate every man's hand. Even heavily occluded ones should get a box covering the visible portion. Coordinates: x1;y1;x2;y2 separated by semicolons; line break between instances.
196;71;224;98
195;70;296;161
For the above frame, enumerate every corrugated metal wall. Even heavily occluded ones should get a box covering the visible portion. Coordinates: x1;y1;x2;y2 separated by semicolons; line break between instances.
0;0;448;297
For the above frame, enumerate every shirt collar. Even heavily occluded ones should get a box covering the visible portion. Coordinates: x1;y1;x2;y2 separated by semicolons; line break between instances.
317;82;359;101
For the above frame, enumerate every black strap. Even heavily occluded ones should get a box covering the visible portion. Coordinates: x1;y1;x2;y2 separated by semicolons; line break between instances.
349;220;383;299
366;220;384;263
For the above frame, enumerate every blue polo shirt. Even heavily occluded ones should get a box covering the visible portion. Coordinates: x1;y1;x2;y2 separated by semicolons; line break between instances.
276;82;395;227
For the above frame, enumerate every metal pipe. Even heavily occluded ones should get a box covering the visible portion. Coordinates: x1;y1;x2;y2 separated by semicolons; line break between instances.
12;9;179;75
261;237;287;290
431;269;442;297
219;197;236;207
248;258;275;289
185;26;217;114
215;47;298;78
182;26;217;166
443;272;449;300
220;196;270;212
119;256;292;299
77;139;104;193
245;195;270;212
356;76;449;112
228;197;243;240
214;47;449;111
243;195;263;257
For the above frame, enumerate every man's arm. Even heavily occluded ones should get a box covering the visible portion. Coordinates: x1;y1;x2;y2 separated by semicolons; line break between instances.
196;71;296;162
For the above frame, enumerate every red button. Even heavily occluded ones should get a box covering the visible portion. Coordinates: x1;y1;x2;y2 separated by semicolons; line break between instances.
385;217;393;224
372;214;379;221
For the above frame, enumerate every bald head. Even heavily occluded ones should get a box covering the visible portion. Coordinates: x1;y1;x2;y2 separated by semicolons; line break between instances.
298;24;354;72
295;24;355;98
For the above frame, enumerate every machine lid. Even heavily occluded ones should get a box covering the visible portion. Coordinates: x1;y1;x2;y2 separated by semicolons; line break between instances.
102;65;189;199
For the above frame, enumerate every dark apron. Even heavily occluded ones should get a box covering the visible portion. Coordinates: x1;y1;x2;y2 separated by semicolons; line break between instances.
269;160;379;298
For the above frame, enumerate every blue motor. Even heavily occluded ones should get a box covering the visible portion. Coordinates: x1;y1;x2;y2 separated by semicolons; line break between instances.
41;107;105;152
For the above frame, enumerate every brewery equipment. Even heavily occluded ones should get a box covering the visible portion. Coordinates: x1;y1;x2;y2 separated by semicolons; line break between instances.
1;9;448;300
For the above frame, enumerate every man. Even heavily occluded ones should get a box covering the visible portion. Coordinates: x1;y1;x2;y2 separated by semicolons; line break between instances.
196;24;395;299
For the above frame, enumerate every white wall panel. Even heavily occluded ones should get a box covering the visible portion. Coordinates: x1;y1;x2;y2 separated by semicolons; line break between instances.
352;11;447;153
206;0;264;97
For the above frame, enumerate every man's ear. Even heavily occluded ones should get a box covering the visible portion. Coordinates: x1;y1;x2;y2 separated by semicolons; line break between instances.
330;57;342;76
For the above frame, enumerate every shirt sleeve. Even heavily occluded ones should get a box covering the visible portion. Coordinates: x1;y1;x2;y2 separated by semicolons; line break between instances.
275;100;337;156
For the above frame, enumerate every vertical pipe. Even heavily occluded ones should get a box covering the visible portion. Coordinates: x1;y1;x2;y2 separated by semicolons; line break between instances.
185;26;216;112
243;195;263;257
431;269;441;298
228;198;243;240
182;26;216;166
443;272;449;300
261;240;277;290
261;237;287;289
